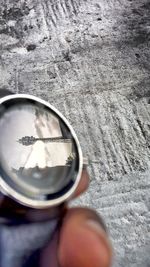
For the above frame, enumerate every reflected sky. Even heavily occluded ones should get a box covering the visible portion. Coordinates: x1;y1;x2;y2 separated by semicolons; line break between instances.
0;104;72;170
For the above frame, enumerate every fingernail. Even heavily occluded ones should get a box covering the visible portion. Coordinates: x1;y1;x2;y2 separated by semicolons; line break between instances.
85;220;112;266
85;219;112;249
87;214;107;232
86;220;107;236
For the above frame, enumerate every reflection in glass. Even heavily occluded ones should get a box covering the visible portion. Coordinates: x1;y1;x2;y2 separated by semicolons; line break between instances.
0;101;77;197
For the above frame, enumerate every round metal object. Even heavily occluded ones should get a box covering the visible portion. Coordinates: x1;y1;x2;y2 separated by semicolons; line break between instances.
0;94;83;209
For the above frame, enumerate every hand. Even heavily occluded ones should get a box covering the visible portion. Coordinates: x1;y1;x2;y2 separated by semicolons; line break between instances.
41;170;112;267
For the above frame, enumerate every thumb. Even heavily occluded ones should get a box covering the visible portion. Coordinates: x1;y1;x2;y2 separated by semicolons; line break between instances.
58;208;112;267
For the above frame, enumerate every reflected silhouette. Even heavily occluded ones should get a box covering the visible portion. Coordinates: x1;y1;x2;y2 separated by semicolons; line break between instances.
18;136;72;146
0;99;78;196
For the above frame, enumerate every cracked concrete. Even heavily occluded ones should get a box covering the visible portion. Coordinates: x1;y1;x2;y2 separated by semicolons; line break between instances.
0;0;150;266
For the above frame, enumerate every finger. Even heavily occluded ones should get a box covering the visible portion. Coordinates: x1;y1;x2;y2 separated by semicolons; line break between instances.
58;207;112;267
71;169;90;199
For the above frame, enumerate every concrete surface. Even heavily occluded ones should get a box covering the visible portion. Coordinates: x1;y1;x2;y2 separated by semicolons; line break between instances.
0;0;150;266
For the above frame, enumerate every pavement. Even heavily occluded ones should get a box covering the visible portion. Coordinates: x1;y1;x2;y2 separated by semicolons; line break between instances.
0;0;150;266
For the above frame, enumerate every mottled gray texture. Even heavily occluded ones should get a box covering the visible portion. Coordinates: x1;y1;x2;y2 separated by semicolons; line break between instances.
0;0;150;266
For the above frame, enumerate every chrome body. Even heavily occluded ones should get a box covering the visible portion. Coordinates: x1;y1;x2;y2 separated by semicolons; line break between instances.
0;94;83;209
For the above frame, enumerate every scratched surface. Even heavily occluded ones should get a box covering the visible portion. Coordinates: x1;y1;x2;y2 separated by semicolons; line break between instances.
0;0;150;266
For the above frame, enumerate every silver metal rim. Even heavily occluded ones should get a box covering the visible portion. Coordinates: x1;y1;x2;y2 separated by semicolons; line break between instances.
0;94;83;209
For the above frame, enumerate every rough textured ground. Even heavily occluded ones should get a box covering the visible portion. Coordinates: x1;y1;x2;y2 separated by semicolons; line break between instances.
0;0;150;266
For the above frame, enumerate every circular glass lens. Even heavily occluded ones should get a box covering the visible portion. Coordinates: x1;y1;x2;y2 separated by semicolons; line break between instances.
0;98;79;200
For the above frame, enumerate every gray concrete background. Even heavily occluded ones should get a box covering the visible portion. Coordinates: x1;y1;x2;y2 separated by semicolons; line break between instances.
0;0;150;266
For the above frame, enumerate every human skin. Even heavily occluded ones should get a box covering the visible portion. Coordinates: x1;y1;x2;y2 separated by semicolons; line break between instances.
41;170;113;267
